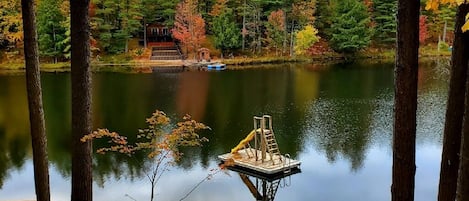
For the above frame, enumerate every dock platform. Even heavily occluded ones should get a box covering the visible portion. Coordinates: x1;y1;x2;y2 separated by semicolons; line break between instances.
218;148;301;175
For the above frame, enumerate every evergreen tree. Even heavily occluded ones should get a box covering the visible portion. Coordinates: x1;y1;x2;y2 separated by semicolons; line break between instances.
70;0;93;199
148;0;179;26
91;0;142;54
329;0;372;53
212;10;241;57
37;0;68;62
314;0;333;39
372;0;397;45
120;0;143;52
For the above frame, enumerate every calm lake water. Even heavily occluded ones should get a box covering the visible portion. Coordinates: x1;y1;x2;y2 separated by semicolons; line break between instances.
0;61;448;201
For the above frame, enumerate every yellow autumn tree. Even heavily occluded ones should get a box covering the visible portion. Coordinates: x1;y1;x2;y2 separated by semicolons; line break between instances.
294;25;320;55
426;0;469;31
0;0;23;45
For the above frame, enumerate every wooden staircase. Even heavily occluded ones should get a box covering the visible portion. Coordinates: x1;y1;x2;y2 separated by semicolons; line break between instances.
264;130;281;161
253;115;282;165
150;42;183;60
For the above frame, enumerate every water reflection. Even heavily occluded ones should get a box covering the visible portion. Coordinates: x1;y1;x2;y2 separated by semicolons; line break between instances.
227;165;301;201
307;62;393;170
0;75;30;188
0;61;448;201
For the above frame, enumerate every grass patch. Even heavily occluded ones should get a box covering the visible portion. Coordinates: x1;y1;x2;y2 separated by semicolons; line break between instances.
420;44;452;57
222;56;310;66
96;53;133;64
0;62;70;70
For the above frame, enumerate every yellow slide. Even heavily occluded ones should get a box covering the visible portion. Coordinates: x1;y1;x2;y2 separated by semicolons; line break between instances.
231;130;256;154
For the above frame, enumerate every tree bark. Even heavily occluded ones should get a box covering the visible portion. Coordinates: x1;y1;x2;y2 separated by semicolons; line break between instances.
458;81;469;200
70;0;93;201
21;1;50;201
438;4;469;201
242;0;246;51
391;0;419;201
144;18;147;49
290;20;295;57
282;9;287;55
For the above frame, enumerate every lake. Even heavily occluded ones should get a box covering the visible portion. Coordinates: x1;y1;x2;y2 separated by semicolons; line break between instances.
0;60;449;201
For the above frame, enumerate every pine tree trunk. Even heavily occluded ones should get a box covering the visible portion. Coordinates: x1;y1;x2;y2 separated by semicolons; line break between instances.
458;81;469;201
144;18;147;49
290;20;295;56
125;39;129;53
70;0;93;201
391;0;419;201
242;0;246;51
21;1;50;201
256;8;261;54
438;4;469;201
282;9;287;55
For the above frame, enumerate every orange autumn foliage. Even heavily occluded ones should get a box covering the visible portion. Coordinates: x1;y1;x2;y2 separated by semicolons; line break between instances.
172;0;207;56
425;0;469;32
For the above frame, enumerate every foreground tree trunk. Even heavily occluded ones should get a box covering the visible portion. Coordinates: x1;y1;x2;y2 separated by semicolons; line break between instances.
21;1;50;201
391;0;419;201
70;0;93;201
438;4;469;201
459;90;469;200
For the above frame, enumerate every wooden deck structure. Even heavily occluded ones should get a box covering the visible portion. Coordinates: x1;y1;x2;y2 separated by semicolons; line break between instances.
218;148;301;175
218;115;301;176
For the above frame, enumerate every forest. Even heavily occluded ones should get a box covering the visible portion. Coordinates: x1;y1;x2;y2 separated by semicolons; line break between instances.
2;0;469;201
0;0;458;62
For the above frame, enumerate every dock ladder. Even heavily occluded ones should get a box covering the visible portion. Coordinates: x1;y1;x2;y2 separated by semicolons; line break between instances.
254;115;282;165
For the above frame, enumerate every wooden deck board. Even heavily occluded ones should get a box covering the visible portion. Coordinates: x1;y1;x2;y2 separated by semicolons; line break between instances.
218;148;301;175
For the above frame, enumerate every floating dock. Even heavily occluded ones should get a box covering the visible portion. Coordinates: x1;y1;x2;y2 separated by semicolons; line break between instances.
218;115;301;176
218;148;301;175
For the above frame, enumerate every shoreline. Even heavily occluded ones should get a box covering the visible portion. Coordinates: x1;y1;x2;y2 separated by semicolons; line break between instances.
0;53;451;74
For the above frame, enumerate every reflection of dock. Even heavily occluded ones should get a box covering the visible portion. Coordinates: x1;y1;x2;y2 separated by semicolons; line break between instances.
223;155;301;201
218;148;301;175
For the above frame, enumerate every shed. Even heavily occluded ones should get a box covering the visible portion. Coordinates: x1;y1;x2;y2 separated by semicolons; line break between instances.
197;48;211;62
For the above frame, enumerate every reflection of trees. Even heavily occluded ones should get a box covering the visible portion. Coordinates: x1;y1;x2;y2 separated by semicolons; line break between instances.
41;73;72;176
0;64;387;187
90;73;178;181
0;76;30;187
198;66;319;164
92;153;146;187
2;64;419;188
309;62;393;170
416;61;448;143
176;72;209;121
310;99;372;170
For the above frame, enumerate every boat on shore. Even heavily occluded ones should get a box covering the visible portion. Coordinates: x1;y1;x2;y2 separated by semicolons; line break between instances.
206;63;226;70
